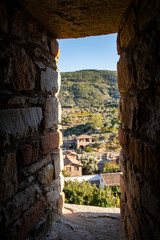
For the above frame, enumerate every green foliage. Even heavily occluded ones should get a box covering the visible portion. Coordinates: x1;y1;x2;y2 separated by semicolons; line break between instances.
103;161;120;173
63;123;90;137
81;154;98;175
85;146;93;152
89;113;103;130
59;70;119;109
63;180;120;207
94;141;106;149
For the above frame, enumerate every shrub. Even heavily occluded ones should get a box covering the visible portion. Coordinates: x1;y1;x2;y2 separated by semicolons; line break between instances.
85;146;93;152
103;161;120;173
63;180;120;208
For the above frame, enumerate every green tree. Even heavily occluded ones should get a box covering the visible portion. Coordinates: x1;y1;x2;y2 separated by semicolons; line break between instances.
85;146;93;152
63;180;120;207
94;141;106;149
89;114;103;130
103;161;120;173
81;154;98;175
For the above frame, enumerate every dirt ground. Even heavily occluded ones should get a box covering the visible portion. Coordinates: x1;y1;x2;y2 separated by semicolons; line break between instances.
44;204;127;240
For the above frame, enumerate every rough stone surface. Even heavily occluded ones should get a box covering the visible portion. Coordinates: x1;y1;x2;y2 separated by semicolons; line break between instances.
50;39;59;58
118;1;160;239
3;184;42;226
0;152;18;204
19;140;40;165
0;3;61;239
57;192;65;215
16;0;133;38
44;97;61;129
8;197;45;240
23;154;51;175
0;108;43;139
41;68;61;95
52;149;64;179
9;45;37;91
44;204;127;240
41;132;61;155
38;164;54;185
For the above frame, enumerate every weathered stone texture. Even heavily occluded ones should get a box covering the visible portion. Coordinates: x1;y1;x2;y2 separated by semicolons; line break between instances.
16;0;133;38
10;45;37;91
52;149;64;179
38;164;54;185
57;192;65;215
41;132;61;155
4;184;42;226
44;97;61;129
23;154;52;176
50;39;59;57
0;152;18;205
118;1;160;238
8;197;45;240
41;68;61;95
0;2;61;239
0;108;43;140
19;140;40;166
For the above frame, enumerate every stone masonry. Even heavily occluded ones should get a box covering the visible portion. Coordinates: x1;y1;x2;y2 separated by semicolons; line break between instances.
117;0;160;239
0;1;63;239
0;0;160;239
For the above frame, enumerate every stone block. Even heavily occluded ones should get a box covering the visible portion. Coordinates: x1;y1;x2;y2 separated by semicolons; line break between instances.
29;97;39;104
0;108;43;140
50;39;59;58
117;52;135;93
8;197;45;240
34;60;46;70
118;8;136;52
41;67;61;95
38;164;54;185
41;132;61;155
19;140;40;166
52;148;64;179
141;180;160;218
0;152;18;204
44;97;61;129
4;184;42;226
8;96;28;106
118;95;138;130
58;192;65;215
8;44;37;91
45;190;58;209
23;155;51;175
118;127;129;154
132;30;157;91
19;144;33;165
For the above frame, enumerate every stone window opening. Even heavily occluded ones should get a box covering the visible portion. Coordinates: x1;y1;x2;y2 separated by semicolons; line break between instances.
0;1;159;239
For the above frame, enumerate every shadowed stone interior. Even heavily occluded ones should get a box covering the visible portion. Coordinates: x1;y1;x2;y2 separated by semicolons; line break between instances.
16;0;133;38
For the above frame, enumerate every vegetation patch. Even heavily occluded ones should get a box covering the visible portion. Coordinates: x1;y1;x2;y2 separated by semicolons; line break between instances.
63;180;120;208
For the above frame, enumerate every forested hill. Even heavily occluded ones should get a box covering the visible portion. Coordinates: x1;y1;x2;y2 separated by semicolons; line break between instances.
59;70;119;109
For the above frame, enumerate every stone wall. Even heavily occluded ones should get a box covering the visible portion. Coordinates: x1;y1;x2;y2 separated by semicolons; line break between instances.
118;0;160;239
0;1;63;239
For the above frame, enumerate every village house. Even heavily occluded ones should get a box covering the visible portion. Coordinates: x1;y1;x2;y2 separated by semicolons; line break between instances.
63;150;83;177
63;134;93;150
64;172;121;188
100;173;121;188
75;135;93;149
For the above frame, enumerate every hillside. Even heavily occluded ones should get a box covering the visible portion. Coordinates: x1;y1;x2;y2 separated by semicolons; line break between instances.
59;70;119;109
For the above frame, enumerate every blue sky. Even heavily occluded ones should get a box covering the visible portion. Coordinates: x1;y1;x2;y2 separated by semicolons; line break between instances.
58;34;119;72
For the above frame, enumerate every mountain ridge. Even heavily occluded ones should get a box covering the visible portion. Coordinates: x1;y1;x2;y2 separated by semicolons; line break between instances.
59;69;119;109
